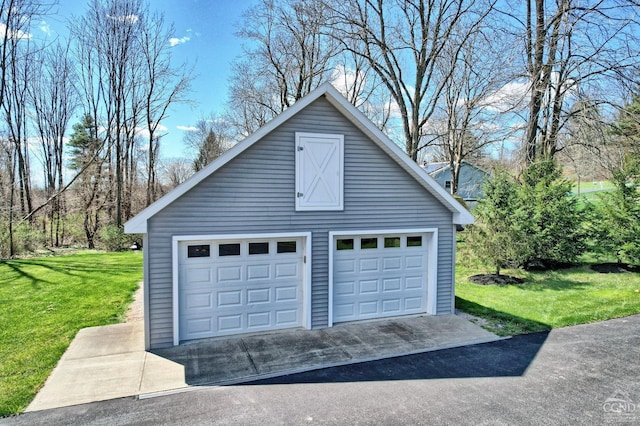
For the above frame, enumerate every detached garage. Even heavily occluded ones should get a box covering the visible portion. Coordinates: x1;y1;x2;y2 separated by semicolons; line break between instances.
125;83;473;350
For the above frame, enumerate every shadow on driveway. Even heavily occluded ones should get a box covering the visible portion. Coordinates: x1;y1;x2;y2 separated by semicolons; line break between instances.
245;331;550;385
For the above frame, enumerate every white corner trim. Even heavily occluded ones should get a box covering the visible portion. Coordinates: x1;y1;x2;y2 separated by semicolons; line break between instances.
328;228;439;326
426;229;439;315
171;232;312;346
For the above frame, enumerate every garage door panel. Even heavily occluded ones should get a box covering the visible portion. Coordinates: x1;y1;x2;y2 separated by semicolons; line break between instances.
335;281;355;296
405;276;424;289
218;266;242;283
382;257;401;270
335;259;355;273
360;279;378;293
382;299;401;313
218;315;242;332
359;258;379;272
247;312;270;328
247;288;270;304
217;290;242;307
333;233;428;323
405;255;423;269
247;264;270;280
179;237;304;341
184;292;213;310
275;309;298;325
186;268;211;284
275;285;298;301
382;278;401;292
275;262;299;278
185;317;213;336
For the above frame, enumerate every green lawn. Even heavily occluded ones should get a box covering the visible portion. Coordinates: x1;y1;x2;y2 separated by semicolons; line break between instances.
570;180;615;194
456;261;640;336
0;251;142;416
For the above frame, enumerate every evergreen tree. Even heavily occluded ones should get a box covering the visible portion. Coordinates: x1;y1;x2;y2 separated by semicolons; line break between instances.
590;157;640;266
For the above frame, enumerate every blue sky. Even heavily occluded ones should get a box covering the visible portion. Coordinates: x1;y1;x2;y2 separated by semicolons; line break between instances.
46;0;258;160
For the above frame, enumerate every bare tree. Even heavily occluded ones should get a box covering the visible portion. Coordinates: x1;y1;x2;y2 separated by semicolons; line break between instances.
509;0;640;164
228;0;339;135
426;22;516;194
184;114;233;172
138;10;192;206
327;0;496;161
160;157;192;189
72;0;190;227
29;41;78;246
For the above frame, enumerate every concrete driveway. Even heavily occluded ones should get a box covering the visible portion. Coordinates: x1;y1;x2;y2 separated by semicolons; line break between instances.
25;314;499;411
6;314;639;425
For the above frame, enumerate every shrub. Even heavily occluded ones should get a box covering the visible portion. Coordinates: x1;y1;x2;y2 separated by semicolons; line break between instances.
466;162;588;273
516;161;587;268
98;224;127;252
588;157;640;266
465;169;531;275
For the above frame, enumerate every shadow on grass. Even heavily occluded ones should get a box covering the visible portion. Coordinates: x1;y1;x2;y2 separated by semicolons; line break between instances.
455;297;550;335
1;256;136;289
467;268;593;293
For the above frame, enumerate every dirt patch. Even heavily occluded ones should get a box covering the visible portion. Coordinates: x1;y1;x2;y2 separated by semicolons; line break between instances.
590;263;637;274
125;282;144;322
469;274;525;285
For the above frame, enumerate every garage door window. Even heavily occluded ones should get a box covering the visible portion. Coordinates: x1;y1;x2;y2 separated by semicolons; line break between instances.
384;237;401;248
249;242;269;255
336;239;353;250
407;236;422;247
360;238;377;249
277;241;297;253
187;244;210;258
219;243;241;256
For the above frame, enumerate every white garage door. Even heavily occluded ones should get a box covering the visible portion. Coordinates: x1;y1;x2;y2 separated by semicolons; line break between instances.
333;233;428;323
178;237;305;341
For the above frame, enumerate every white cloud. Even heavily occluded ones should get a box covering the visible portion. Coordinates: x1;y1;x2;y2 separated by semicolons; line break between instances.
135;124;168;140
177;125;198;132
39;20;51;35
106;14;139;24
0;22;32;40
482;81;530;112
169;36;191;47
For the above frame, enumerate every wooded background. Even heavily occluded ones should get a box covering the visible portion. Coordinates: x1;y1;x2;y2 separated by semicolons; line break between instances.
1;0;639;257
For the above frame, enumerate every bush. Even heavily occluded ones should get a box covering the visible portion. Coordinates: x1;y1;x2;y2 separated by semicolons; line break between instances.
516;161;587;268
98;224;127;252
466;162;588;273
588;157;640;266
466;169;531;275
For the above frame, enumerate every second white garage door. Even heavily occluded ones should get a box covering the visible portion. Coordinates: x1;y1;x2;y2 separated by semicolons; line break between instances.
178;236;306;342
332;232;428;323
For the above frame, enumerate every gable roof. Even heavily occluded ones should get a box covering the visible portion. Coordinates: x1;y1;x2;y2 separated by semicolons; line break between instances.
422;160;491;177
125;83;474;233
422;162;449;174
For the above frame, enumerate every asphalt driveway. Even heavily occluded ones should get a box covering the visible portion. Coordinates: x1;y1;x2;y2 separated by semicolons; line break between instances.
4;314;640;425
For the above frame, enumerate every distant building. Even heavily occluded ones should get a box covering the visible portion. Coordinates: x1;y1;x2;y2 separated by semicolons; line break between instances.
422;161;491;205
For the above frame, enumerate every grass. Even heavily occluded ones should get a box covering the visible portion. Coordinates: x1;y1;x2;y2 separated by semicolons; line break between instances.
455;257;640;336
0;251;142;416
570;180;615;194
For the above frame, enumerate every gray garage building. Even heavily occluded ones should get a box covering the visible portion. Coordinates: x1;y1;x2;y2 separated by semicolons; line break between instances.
125;83;474;350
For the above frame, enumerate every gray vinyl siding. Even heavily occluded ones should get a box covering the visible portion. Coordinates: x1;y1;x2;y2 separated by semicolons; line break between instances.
431;164;489;201
146;96;455;349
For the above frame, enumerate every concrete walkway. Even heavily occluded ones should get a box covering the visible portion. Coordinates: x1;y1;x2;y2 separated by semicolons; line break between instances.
26;314;499;412
26;323;187;412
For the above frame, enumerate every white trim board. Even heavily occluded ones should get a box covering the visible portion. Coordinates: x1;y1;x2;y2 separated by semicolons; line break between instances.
328;228;439;327
171;232;312;346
